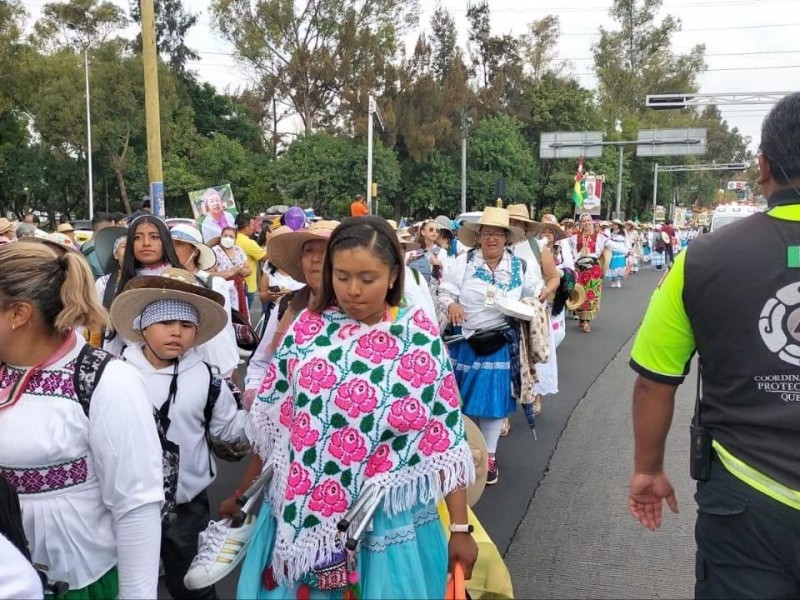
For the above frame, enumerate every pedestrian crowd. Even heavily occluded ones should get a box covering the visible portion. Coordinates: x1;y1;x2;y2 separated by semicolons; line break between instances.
0;193;698;599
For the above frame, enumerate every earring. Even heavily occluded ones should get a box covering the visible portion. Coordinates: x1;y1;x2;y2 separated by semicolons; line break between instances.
11;324;16;332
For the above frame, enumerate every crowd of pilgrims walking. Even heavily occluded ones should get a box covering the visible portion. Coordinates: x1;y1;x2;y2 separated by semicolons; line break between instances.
0;204;699;599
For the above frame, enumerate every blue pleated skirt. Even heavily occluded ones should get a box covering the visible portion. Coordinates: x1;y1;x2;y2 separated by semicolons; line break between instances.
605;252;627;280
236;499;448;599
448;339;515;419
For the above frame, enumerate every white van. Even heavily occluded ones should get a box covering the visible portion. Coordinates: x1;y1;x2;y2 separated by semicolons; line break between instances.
709;204;760;232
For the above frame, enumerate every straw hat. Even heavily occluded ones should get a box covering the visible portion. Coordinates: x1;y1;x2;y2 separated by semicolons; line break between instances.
94;226;129;275
434;215;455;232
48;232;76;249
538;222;568;241
566;283;587;311
0;218;14;235
266;220;339;283
397;229;420;251
57;223;75;233
464;416;488;507
611;219;624;227
170;224;217;271
109;268;227;346
506;204;541;235
457;207;526;247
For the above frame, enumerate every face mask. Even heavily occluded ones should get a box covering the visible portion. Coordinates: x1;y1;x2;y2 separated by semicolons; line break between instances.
220;237;235;249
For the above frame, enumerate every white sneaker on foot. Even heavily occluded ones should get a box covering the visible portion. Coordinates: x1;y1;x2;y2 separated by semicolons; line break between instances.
184;515;257;590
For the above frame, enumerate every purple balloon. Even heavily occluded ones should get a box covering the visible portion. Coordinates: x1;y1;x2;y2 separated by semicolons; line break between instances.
285;206;306;231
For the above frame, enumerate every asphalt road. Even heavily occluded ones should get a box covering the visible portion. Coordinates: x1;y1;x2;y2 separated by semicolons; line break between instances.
160;267;663;599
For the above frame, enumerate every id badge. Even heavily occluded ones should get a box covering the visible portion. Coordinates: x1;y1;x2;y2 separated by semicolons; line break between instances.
484;284;497;307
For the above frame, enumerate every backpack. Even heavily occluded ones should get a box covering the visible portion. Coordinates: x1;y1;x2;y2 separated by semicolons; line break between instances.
202;364;248;465
75;345;180;523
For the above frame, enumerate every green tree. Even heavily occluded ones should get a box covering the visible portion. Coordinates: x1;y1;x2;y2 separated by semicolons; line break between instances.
467;115;537;208
34;0;128;51
210;0;419;133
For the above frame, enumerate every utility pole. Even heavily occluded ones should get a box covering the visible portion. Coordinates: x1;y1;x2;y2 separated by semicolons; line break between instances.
652;162;659;219
140;0;164;217
615;146;624;220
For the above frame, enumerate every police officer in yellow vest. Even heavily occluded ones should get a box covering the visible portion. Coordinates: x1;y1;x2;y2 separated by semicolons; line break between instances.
628;92;800;599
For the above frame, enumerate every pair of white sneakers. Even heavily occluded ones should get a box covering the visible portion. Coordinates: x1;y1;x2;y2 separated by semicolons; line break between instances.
184;514;258;590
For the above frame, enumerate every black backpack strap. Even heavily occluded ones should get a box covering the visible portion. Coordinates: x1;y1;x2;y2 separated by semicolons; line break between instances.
73;345;114;418
203;362;223;477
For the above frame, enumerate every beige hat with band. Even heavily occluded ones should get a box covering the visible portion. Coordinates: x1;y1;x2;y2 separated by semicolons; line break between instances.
457;206;526;247
267;220;340;283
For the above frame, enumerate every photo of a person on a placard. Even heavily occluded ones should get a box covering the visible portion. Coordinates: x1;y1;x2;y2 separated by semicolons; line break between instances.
584;180;602;212
199;187;236;243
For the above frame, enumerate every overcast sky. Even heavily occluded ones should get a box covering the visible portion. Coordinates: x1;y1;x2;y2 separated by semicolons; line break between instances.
24;0;800;150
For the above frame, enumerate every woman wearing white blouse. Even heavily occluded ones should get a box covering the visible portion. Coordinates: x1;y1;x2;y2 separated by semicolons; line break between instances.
439;208;538;486
0;241;163;599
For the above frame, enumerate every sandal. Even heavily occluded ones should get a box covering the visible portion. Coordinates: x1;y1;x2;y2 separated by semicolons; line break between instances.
581;321;591;334
500;417;510;437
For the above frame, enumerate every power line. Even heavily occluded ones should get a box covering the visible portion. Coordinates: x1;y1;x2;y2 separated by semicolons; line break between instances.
559;49;800;62
560;21;800;36
448;0;798;13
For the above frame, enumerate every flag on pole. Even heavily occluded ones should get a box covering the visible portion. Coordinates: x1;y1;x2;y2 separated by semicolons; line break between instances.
572;156;587;209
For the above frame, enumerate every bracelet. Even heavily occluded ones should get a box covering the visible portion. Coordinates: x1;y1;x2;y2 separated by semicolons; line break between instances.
448;523;474;534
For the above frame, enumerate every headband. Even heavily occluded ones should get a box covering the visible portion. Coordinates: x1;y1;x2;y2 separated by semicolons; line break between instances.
134;299;200;331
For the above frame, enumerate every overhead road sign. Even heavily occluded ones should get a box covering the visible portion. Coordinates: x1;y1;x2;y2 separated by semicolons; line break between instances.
540;131;604;159
646;92;789;109
636;128;707;157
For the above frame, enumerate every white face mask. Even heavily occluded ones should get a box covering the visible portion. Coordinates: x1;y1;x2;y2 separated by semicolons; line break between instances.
220;236;235;249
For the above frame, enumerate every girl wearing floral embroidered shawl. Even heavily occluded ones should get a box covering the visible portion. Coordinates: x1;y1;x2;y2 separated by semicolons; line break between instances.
240;217;477;599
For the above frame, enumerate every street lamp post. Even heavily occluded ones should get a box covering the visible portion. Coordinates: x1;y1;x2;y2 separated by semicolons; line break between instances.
83;47;94;220
460;107;472;215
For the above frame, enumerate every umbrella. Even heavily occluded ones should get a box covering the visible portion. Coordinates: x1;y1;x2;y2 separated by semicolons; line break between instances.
265;204;290;215
523;403;538;441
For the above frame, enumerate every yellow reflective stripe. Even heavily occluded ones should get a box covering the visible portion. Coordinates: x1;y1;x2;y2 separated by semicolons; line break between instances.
713;441;800;511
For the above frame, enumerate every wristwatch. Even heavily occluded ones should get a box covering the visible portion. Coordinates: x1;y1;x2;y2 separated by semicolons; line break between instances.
448;523;474;534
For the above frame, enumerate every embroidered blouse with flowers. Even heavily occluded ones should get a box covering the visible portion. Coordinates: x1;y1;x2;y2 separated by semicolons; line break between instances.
438;248;540;338
569;232;628;260
247;305;474;585
0;334;163;595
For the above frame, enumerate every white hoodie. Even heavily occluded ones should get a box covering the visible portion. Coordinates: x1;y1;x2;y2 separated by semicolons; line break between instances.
123;344;247;504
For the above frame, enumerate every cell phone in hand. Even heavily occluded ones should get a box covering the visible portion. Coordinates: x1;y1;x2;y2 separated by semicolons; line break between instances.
269;286;281;293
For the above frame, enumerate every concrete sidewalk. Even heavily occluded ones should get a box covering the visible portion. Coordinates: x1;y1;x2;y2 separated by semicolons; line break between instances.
505;338;697;599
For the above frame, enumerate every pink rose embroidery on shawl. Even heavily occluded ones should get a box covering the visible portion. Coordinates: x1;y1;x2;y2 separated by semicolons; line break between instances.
439;373;460;408
333;379;378;418
258;363;277;395
397;350;437;387
309;479;348;517
279;399;294;427
387;397;427;432
355;330;399;364
337;323;362;340
365;444;393;477
412;310;438;335
419;420;451;456
328;427;368;466
290;412;319;450
295;312;325;345
285;462;312;501
298;358;336;393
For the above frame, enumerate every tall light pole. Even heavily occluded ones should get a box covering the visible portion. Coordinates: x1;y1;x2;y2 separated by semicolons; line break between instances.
83;48;94;220
366;96;384;215
460;107;472;215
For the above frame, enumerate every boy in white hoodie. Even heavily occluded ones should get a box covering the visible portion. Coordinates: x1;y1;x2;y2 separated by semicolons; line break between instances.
109;268;248;600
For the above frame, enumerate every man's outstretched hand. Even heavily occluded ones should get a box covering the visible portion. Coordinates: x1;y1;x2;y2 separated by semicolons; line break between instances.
628;472;679;531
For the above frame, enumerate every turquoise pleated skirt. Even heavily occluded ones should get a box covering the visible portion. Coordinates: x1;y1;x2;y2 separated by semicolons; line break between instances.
449;339;515;419
236;499;448;599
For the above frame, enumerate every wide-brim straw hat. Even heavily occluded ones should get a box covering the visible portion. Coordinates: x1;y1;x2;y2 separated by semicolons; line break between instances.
109;268;227;346
267;220;339;283
57;223;75;233
397;229;420;251
506;204;541;235
0;218;14;235
566;283;587;310
539;222;568;241
464;416;488;507
170;224;217;271
457;207;526;247
94;226;129;275
16;236;80;256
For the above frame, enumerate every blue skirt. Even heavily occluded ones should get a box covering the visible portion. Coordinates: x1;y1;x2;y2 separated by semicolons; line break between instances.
605;251;627;280
237;499;448;599
449;339;515;419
